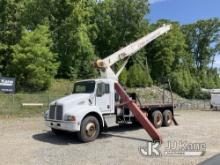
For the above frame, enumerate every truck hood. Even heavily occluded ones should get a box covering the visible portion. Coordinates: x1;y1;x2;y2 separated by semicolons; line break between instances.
50;94;92;107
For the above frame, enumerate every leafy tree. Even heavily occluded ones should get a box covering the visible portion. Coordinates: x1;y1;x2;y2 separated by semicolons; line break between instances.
21;0;51;30
199;68;220;89
146;20;189;81
182;18;220;91
170;69;198;98
127;64;152;87
182;18;220;70
22;0;98;79
95;0;151;87
0;0;22;75
50;0;98;79
95;0;149;58
8;25;59;91
119;68;128;86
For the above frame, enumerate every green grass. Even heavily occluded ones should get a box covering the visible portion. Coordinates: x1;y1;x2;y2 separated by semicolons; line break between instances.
45;79;74;95
0;79;73;117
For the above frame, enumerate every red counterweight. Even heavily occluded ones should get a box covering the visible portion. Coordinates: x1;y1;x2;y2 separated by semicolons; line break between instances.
114;82;162;143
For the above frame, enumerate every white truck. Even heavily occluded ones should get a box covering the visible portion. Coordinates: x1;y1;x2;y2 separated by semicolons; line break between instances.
44;25;175;142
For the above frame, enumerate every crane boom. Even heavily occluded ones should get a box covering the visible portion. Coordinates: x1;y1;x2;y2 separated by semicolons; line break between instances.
94;24;171;79
94;25;172;142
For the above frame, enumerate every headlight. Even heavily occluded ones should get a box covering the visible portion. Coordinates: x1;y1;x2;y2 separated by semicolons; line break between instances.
65;115;76;122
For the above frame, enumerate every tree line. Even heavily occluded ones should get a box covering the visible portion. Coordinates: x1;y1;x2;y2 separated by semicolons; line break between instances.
0;0;220;98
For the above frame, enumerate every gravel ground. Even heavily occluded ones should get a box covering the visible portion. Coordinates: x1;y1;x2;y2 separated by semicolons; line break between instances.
0;110;220;165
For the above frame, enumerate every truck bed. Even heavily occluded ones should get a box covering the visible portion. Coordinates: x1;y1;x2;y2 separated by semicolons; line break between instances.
126;92;175;112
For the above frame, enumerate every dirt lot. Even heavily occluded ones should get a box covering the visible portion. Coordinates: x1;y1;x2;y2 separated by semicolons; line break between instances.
0;110;220;165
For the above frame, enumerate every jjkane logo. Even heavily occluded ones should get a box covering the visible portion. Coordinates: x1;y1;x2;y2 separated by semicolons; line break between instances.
139;140;206;157
139;141;161;157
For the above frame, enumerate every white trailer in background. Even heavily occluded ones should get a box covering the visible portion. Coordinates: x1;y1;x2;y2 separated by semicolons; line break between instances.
202;88;220;110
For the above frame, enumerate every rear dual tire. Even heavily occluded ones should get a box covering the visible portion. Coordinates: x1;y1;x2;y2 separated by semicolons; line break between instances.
162;110;173;127
151;110;173;128
152;110;163;128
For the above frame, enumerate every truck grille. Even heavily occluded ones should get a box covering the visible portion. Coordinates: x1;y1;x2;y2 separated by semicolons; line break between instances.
49;104;63;120
49;105;55;119
56;105;63;120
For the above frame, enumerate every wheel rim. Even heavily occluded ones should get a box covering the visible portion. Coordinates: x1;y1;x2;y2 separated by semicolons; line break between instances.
85;122;96;137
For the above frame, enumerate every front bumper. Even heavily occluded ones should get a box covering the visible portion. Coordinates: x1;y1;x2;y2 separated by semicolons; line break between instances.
45;120;80;132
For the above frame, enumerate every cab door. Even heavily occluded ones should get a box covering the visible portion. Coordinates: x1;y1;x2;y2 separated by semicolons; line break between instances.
96;82;111;113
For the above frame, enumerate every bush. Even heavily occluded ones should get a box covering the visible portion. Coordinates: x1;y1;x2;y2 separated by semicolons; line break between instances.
170;69;198;98
169;69;211;99
127;64;152;87
119;69;128;86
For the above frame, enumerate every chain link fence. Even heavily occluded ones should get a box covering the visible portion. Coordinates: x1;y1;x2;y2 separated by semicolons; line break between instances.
175;100;211;110
0;94;64;116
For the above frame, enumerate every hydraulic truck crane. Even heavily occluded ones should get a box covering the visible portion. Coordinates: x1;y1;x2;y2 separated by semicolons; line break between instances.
44;25;174;143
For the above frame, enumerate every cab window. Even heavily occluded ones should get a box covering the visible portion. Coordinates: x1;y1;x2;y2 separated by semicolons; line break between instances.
96;83;110;97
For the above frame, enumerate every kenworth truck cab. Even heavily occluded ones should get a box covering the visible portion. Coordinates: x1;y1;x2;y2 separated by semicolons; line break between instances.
44;25;175;142
45;79;116;142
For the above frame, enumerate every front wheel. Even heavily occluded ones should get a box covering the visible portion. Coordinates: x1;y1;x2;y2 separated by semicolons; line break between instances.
77;116;100;142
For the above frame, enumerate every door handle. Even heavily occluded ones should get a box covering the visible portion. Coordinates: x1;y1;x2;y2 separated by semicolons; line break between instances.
107;105;110;109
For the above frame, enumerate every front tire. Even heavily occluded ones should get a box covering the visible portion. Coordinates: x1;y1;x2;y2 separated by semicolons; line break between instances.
77;116;100;142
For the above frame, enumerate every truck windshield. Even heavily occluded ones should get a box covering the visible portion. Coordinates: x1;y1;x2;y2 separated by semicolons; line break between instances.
73;81;95;94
